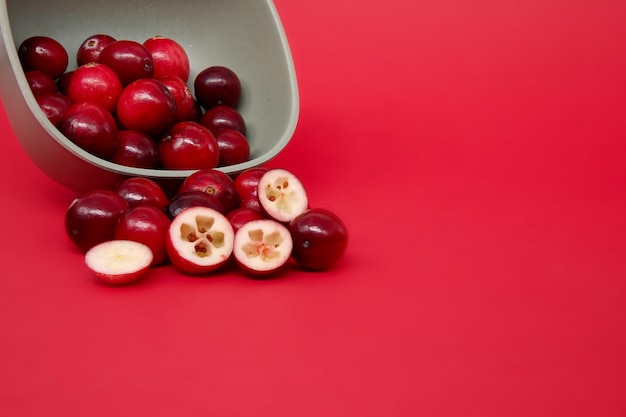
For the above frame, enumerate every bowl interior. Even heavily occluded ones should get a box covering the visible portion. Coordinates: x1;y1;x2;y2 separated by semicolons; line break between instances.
0;0;298;191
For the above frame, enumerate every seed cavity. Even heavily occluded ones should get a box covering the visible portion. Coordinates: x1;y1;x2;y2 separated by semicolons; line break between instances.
194;241;211;258
181;223;198;242
242;229;283;261
195;215;215;234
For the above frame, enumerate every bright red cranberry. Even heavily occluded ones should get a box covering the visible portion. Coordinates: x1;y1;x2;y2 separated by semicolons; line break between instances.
112;130;159;168
18;36;68;79
114;177;169;211
158;75;196;122
215;128;250;166
194;65;241;109
179;168;239;213
165;190;224;218
98;40;154;85
65;189;129;252
289;208;349;270
67;63;123;113
226;207;266;233
76;34;117;66
25;70;58;95
234;167;268;199
143;36;190;82
35;92;72;126
200;104;246;136
114;205;171;265
158;121;219;170
117;79;176;137
58;101;118;159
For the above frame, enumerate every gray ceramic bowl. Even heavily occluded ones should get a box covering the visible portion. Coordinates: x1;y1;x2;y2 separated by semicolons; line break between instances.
0;0;299;193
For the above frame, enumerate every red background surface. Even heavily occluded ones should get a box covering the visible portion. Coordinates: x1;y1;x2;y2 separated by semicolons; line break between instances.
1;0;626;415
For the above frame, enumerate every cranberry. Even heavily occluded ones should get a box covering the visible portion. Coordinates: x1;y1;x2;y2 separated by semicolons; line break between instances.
234;167;268;199
200;105;246;136
76;33;117;66
112;130;160;169
158;121;219;170
215;128;250;166
35;92;72;126
67;63;123;113
58;101;118;159
98;40;154;85
165;190;224;218
158;75;196;122
179;168;239;213
114;177;169;211
25;70;57;95
65;189;129;252
194;65;241;109
56;71;73;95
18;35;68;79
143;36;190;82
289;208;348;270
226;207;266;233
115;205;171;265
116;78;176;137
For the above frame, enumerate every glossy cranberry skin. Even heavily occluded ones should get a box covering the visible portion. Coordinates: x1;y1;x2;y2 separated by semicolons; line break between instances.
56;71;73;95
194;66;241;109
165;190;224;218
67;63;123;113
76;34;117;66
114;205;171;265
158;121;219;170
143;36;190;81
114;177;169;211
179;168;239;213
200;104;246;136
65;189;129;252
99;40;154;85
18;36;68;79
58;102;118;159
117;79;176;137
226;207;266;233
25;70;57;95
35;92;72;126
112;130;159;168
234;167;268;198
215;128;250;166
159;75;196;122
289;208;349;271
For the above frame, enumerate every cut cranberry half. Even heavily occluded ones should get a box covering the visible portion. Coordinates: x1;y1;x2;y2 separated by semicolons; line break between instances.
257;169;309;222
232;219;293;277
85;240;153;285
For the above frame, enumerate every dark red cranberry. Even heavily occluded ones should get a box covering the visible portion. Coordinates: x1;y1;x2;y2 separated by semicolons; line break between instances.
76;34;117;66
67;63;123;113
18;36;68;79
200;104;246;136
214;128;250;166
25;70;58;95
112;130;160;168
58;101;118;159
165;190;225;218
116;79;177;137
178;168;239;213
35;92;72;126
226;207;266;233
194;66;241;109
56;71;74;95
158;121;219;170
114;177;169;211
98;40;154;85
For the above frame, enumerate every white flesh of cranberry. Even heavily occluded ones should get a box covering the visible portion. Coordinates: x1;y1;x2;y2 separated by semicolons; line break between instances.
233;219;293;275
168;206;234;269
85;240;153;283
258;169;308;222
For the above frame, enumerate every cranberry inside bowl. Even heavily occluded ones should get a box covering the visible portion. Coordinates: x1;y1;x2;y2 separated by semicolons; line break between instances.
0;0;299;193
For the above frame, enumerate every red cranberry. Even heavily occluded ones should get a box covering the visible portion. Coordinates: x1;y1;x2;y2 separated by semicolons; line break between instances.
25;70;58;95
114;205;171;265
200;104;246;136
76;34;117;66
226;207;266;233
114;177;169;211
65;189;129;252
143;36;190;81
98;40;154;85
194;65;241;109
158;75;196;122
116;79;176;137
234;167;268;198
56;71;73;95
215;128;250;166
67;63;123;113
179;168;239;213
112;130;160;169
158;121;219;170
165;190;225;218
58;101;118;159
18;36;68;79
35;92;72;126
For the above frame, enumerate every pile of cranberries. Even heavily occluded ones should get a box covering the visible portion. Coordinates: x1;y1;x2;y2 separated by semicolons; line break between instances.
65;167;349;284
18;34;250;169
